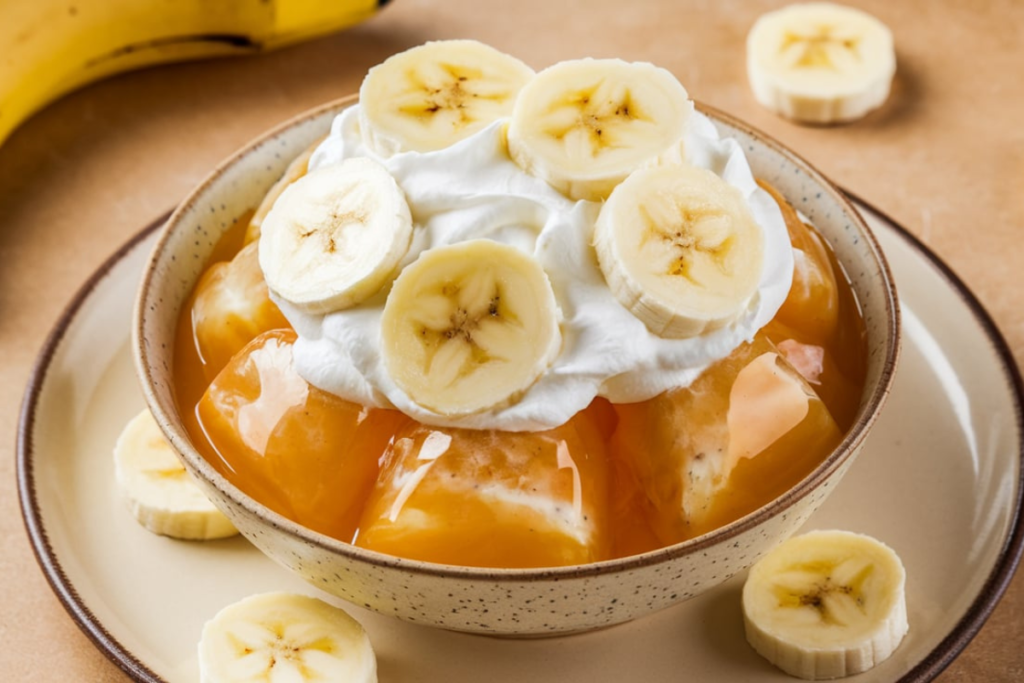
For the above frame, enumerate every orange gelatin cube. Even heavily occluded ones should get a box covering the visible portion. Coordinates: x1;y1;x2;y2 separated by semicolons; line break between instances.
756;182;867;430
758;181;840;346
609;333;842;552
190;241;291;382
355;403;612;568
196;329;408;542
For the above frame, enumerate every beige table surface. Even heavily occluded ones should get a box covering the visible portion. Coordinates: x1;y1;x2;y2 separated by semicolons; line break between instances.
2;0;1022;680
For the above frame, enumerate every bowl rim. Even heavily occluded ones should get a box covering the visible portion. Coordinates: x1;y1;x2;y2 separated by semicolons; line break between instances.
134;96;901;581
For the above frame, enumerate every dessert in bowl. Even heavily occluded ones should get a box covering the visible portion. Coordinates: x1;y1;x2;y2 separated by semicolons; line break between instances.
134;40;898;635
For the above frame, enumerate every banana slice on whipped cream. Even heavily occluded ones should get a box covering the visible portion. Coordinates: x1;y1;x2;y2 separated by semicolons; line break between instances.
507;58;691;201
594;164;765;339
245;138;321;245
380;240;562;417
359;39;535;156
259;156;414;315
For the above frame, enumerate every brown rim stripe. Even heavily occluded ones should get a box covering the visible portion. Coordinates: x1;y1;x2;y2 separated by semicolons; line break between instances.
846;195;1024;683
17;215;171;683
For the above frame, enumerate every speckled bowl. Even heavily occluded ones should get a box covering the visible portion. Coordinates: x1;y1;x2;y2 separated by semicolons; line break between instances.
134;96;899;636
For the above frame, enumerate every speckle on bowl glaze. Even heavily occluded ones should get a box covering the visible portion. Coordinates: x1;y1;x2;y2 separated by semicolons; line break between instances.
133;96;899;636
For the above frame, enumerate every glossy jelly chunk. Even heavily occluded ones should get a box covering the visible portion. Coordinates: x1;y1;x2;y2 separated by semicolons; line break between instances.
758;181;839;346
196;329;409;542
757;181;867;430
355;402;613;568
190;241;291;384
609;333;842;553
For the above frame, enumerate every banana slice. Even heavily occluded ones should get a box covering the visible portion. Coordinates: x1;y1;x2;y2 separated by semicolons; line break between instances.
259;156;414;315
359;39;535;156
593;164;765;338
506;58;691;201
113;409;237;540
380;239;562;417
199;592;377;683
747;2;896;123
245;137;322;245
743;530;909;680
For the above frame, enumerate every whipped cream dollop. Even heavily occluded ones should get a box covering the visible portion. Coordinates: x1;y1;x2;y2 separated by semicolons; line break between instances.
275;105;793;431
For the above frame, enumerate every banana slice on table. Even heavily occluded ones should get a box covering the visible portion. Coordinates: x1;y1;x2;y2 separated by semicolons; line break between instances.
259;156;414;315
113;409;237;540
359;39;535;156
245;137;322;245
506;58;691;201
747;2;896;123
593;164;765;339
743;530;909;680
199;592;377;683
381;239;562;417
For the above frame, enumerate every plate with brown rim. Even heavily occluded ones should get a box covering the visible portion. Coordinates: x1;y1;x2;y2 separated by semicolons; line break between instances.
17;198;1024;682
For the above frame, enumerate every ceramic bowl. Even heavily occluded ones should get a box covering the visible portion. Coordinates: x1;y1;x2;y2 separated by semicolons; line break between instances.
134;97;899;636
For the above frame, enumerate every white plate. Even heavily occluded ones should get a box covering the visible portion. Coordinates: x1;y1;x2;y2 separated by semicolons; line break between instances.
18;199;1024;682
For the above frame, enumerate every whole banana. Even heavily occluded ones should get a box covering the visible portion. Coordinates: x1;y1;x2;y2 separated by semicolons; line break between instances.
0;0;388;146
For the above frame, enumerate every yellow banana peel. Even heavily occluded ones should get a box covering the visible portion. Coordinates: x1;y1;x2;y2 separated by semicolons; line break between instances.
0;0;388;146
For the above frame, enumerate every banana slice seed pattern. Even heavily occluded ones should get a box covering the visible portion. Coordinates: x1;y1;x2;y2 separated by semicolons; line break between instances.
639;204;736;286
414;278;520;389
299;205;370;255
398;62;516;128
545;83;655;159
225;622;337;678
770;559;876;627
780;25;863;70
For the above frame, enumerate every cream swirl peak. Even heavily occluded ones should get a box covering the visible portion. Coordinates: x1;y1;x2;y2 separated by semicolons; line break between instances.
268;104;793;431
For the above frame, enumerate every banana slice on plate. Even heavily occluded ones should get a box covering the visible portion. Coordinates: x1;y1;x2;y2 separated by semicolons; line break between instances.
259;156;414;315
113;409;237;540
506;58;691;201
381;239;562;417
199;592;377;683
594;164;765;339
747;2;896;123
359;39;535;156
743;530;909;679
